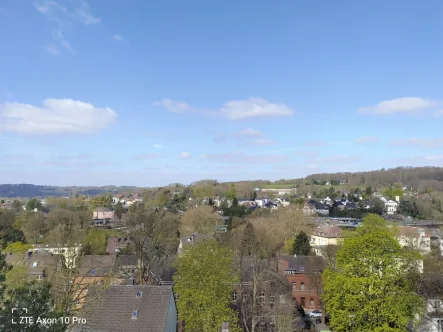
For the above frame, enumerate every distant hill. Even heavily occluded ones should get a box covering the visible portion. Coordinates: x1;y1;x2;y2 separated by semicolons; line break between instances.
0;184;140;198
2;167;443;198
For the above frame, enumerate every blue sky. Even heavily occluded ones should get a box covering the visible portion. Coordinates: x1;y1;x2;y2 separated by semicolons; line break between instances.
0;0;442;186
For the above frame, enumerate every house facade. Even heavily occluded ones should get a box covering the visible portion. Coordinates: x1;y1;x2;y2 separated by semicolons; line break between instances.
277;256;325;312
93;207;114;220
397;226;431;254
310;225;343;256
385;200;399;215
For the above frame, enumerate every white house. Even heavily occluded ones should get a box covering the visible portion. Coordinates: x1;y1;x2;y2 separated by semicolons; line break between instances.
385;200;399;214
31;244;82;268
396;226;431;254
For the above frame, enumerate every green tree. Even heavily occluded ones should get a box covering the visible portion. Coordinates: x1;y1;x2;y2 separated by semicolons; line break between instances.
82;228;108;254
25;198;42;211
173;240;241;332
291;231;311;255
1;281;66;332
2;241;32;254
322;214;424;332
114;201;124;221
11;200;23;213
227;183;237;201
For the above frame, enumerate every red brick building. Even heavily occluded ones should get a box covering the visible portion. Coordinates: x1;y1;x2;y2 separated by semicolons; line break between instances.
277;256;325;312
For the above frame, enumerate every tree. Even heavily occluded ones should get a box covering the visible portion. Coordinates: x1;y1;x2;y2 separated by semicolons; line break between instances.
1;281;66;332
22;212;46;243
227;183;237;201
11;199;23;213
173;240;241;332
180;205;220;235
126;207;180;285
2;241;32;254
291;231;311;256
25;198;42;211
114;202;124;221
322;214;425;332
82;229;108;255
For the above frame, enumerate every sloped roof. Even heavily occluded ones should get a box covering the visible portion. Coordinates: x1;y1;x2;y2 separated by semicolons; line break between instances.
279;255;325;273
313;224;343;238
75;285;174;332
78;255;117;276
5;252;59;277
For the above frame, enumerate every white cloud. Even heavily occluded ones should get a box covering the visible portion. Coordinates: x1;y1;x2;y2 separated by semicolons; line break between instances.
0;98;117;135
74;1;101;25
53;30;73;52
44;45;60;55
357;97;437;115
35;1;100;53
355;136;378;144
391;137;443;148
179;152;192;160
129;153;163;160
201;152;288;164
154;97;294;120
219;98;293;120
152;144;164;149
113;34;123;42
153;99;194;113
233;128;263;138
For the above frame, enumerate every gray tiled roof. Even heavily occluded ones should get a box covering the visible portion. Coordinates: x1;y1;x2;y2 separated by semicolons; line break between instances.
77;285;174;332
279;255;325;273
78;255;117;276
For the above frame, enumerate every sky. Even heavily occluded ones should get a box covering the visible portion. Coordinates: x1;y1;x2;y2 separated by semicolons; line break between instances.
0;0;442;187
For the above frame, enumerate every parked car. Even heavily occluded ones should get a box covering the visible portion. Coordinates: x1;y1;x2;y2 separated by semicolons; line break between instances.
310;310;322;318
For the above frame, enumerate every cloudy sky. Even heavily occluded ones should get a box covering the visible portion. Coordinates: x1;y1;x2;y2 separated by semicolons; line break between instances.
0;0;442;186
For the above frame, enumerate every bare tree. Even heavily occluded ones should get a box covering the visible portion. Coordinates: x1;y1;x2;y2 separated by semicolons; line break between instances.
126;206;180;285
180;205;220;235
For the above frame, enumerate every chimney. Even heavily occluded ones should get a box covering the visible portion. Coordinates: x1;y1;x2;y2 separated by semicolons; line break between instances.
222;322;229;332
192;233;195;246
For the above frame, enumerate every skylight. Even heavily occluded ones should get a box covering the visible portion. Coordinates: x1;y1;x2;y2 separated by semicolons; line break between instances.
136;291;142;298
131;310;139;319
90;269;96;276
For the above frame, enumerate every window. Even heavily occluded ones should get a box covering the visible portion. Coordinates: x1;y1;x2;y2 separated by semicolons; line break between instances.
433;299;441;309
259;293;265;303
300;297;306;307
243;292;248;302
437;319;443;332
301;282;305;291
310;298;314;306
269;293;275;303
292;282;296;290
232;292;238;302
131;310;139;319
280;295;286;304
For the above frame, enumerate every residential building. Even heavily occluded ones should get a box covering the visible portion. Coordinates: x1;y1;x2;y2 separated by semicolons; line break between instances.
31;244;82;268
73;285;177;332
397;226;431;254
5;251;59;281
277;256;326;312
232;257;295;331
385;200;399;215
310;225;343;256
177;233;214;255
417;274;443;332
107;237;133;254
93;207;115;220
303;203;316;215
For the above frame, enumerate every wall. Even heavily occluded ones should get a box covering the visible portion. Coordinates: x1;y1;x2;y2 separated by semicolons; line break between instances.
165;292;178;332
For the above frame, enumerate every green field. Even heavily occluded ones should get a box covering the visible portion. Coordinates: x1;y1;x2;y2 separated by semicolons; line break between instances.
262;184;297;189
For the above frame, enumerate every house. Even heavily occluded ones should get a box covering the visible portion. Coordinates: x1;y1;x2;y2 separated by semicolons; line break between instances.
396;226;431;254
264;201;278;210
255;197;270;208
310;225;343;256
417;274;443;332
177;233;214;255
361;200;372;209
115;255;139;279
277;256;326;312
275;198;290;207
314;202;329;216
5;251;59;281
346;202;358;210
339;180;346;185
73;285;177;332
107;237;133;254
73;255;128;309
321;197;333;206
31;244;82;268
303;203;317;215
232;257;294;330
385;200;399;215
93;207;115;220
